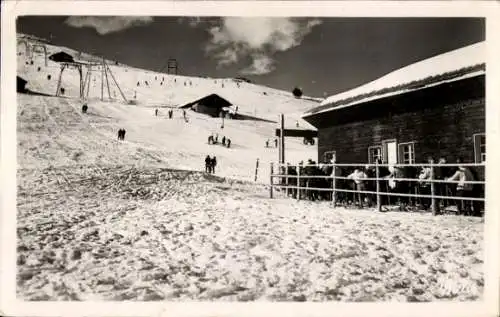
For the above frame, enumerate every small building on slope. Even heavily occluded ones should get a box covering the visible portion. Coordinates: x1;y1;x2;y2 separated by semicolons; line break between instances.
17;76;28;93
302;41;485;165
179;93;233;118
48;51;75;63
178;93;275;122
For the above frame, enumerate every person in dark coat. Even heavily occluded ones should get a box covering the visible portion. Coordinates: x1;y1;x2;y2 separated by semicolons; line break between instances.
82;104;88;114
155;109;158;116
211;156;217;174
226;139;231;148
222;136;226;146
205;155;211;173
274;138;278;148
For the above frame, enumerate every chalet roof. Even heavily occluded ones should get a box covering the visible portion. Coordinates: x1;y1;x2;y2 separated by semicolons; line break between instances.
303;41;485;118
17;76;27;84
178;93;233;109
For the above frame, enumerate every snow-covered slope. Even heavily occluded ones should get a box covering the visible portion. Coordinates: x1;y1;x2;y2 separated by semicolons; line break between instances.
15;33;484;302
17;33;318;182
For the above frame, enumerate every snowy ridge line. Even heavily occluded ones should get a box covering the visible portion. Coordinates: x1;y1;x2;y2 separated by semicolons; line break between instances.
18;32;322;102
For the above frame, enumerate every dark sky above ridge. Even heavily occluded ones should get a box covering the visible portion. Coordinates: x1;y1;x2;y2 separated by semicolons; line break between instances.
17;16;484;98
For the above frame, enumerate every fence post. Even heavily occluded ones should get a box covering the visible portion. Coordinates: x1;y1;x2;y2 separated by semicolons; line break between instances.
331;162;336;206
430;162;437;215
270;162;274;199
254;159;259;182
286;163;289;197
376;161;381;212
297;164;301;201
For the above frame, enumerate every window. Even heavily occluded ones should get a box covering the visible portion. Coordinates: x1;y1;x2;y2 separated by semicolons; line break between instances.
382;139;398;165
474;133;486;163
368;146;382;163
323;151;336;163
398;142;415;164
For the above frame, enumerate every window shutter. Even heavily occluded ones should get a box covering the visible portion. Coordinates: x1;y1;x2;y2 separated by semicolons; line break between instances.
398;144;404;164
473;134;482;163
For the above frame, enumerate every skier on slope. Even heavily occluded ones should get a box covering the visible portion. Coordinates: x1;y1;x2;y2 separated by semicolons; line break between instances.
211;156;217;174
205;155;211;173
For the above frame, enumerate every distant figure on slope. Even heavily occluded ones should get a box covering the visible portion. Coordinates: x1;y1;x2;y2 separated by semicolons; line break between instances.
265;139;269;148
211;156;217;174
226;139;231;148
168;109;173;119
222;136;226;146
205;155;212;173
155;109;158;116
82;104;88;114
208;135;213;144
274;138;278;148
214;134;219;144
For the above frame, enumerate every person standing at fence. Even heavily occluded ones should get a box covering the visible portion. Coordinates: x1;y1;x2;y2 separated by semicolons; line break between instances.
446;165;475;216
418;157;434;211
364;165;376;207
435;157;450;208
347;168;368;207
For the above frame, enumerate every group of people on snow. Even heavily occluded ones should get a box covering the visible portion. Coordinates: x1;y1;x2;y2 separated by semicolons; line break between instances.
204;155;218;174
208;134;231;148
117;128;126;141
265;138;278;148
280;156;482;217
154;108;174;119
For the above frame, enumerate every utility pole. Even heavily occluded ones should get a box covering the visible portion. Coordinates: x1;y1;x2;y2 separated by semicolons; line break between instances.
279;114;285;164
101;57;105;101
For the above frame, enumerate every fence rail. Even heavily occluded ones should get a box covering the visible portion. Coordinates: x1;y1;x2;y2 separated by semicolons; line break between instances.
269;161;485;215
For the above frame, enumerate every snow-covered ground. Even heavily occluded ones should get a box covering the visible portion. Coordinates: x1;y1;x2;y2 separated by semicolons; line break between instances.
16;35;484;301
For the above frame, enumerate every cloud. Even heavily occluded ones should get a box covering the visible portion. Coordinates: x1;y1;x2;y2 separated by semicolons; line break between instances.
202;17;322;75
65;16;153;35
241;55;274;75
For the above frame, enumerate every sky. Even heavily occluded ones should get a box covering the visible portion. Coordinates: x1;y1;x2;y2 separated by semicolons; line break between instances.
17;16;484;98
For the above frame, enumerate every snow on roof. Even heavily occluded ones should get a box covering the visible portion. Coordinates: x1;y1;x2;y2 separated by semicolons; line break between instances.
176;92;234;109
303;41;485;117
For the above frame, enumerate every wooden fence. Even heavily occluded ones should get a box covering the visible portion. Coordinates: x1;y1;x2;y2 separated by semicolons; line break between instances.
269;162;485;215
